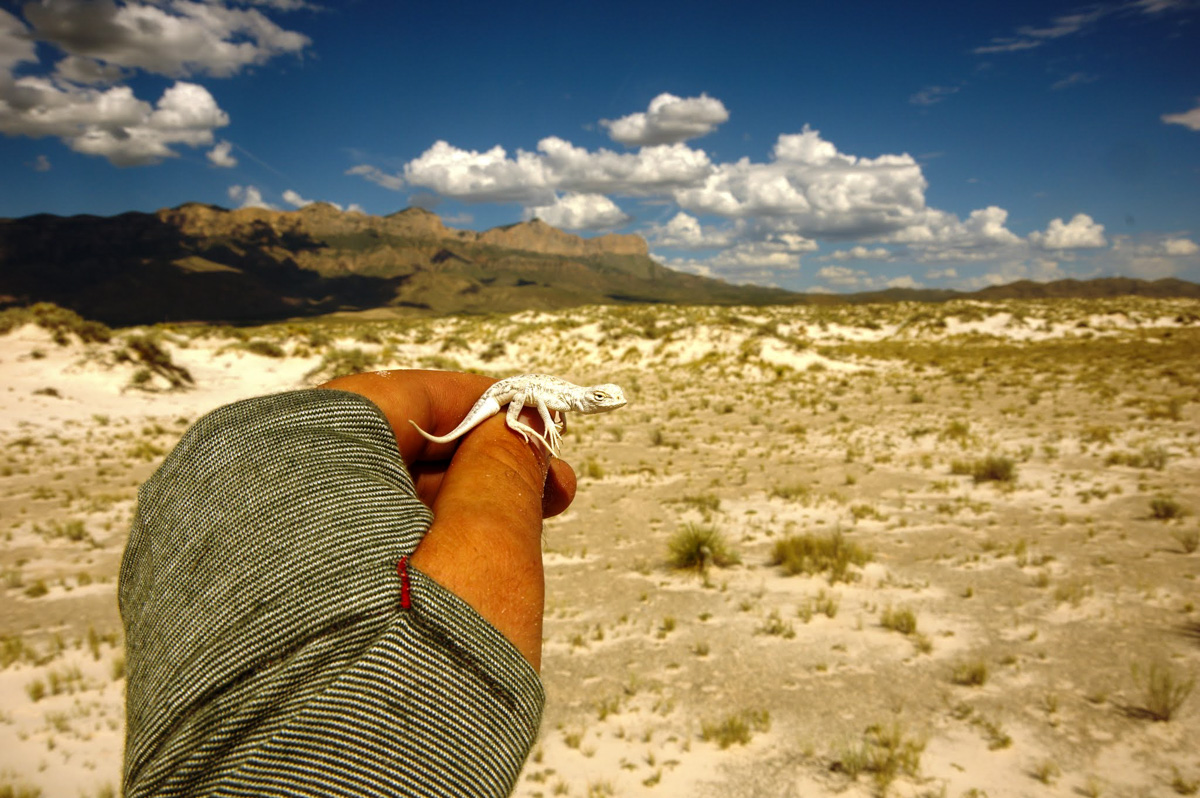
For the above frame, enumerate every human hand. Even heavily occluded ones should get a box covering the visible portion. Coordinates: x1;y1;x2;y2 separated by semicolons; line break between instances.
320;369;577;671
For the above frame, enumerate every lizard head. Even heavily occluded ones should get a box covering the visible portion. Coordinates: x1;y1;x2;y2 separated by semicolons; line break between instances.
578;383;627;413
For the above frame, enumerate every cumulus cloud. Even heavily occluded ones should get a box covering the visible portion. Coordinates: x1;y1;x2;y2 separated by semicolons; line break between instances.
393;137;716;204
228;184;272;209
1162;237;1199;256
601;92;729;146
24;0;310;79
30;154;51;171
672;126;929;238
1;2;307;166
1029;213;1107;250
886;206;1022;262
0;9;36;72
525;192;631;231
645;212;735;249
207;139;237;167
925;267;958;280
1162;100;1200;131
0;78;230;165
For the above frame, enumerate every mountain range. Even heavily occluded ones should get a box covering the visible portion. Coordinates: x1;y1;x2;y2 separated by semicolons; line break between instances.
1;203;1196;325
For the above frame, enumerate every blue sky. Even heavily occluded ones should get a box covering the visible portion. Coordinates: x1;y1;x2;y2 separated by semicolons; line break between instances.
2;0;1198;293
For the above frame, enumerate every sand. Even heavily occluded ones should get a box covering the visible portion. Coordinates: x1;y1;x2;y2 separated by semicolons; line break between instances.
1;296;1198;797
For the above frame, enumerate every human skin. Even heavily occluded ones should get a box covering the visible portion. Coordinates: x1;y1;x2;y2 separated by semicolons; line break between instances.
320;370;577;672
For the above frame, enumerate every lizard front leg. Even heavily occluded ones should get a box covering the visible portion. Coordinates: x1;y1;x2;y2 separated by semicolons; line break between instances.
534;397;564;456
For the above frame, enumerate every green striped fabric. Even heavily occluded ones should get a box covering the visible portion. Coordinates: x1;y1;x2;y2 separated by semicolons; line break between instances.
119;389;544;797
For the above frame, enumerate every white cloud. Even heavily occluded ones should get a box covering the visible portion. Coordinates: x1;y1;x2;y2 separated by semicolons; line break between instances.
1050;71;1098;91
925;267;958;280
909;85;959;106
206;138;237;167
403;140;551;203
646;212;735;249
525;192;631;231
30;154;51;171
1029;213;1107;249
537;136;714;196
345;164;405;191
817;265;869;287
53;54;128;84
0;2;305;166
0;9;35;72
1162;237;1199;256
601;92;729;146
673;126;929;238
886;206;1022;261
1162;100;1200;131
228;184;272;209
0;78;230;165
23;0;310;79
824;246;892;261
887;275;921;289
282;189;313;207
395;136;716;204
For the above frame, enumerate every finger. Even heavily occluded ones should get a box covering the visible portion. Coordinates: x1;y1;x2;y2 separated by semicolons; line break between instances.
543;459;577;518
320;369;497;467
409;408;551;670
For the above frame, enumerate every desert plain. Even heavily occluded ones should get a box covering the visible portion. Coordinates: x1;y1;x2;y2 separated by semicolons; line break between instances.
0;297;1198;798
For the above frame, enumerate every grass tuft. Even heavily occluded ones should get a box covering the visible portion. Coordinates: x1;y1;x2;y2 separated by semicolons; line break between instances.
667;523;739;573
769;530;872;584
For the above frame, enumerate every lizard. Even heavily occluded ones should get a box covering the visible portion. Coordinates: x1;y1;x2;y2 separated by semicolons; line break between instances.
408;373;627;457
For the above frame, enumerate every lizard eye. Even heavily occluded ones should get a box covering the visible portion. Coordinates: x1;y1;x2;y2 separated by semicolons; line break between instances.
591;390;607;401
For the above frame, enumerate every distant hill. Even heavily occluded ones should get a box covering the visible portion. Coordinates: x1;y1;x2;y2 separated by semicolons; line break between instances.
0;204;1197;325
0;203;792;325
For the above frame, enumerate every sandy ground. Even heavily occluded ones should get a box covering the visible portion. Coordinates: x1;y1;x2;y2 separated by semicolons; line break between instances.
1;297;1198;798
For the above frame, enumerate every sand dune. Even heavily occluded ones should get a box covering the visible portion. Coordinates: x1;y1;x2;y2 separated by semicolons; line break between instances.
2;297;1198;797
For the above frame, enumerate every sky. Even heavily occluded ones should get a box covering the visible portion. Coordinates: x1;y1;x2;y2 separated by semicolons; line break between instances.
1;0;1199;293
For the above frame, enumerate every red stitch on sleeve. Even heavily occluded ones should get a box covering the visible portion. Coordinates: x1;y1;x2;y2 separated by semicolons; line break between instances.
397;556;411;610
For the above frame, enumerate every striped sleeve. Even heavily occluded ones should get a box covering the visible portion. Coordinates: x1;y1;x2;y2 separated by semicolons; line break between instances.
119;389;545;798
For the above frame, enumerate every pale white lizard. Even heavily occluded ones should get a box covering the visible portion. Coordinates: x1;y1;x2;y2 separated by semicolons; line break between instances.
408;373;627;457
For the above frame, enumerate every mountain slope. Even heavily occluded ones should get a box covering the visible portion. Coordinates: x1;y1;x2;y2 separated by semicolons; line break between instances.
0;204;793;325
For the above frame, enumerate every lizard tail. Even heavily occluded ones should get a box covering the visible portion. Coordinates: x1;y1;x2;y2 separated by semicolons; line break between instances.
408;419;455;444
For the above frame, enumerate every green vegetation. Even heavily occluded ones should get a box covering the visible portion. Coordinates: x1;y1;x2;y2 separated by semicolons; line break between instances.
880;606;918;636
1151;496;1186;521
769;530;872;584
951;455;1017;484
836;722;925;797
699;709;771;749
1132;660;1195;721
666;523;739;573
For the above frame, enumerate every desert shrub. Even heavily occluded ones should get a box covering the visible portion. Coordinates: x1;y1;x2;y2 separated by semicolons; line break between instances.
700;709;770;749
667;523;739;573
756;610;796;639
119;333;193;389
951;455;1016;484
836;722;925;795
241;339;286;358
880;605;918;635
0;302;111;344
952;659;989;687
769;530;872;584
1151;496;1185;520
1132;660;1195;721
307;348;379;380
1174;527;1200;554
